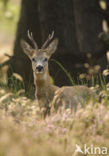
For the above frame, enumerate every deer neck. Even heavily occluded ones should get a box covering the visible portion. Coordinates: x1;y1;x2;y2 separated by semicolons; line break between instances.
33;70;56;100
35;71;50;89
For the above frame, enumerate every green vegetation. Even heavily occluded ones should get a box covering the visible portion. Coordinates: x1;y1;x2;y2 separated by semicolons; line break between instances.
0;0;20;35
51;59;75;85
0;85;109;156
0;1;109;155
0;63;109;155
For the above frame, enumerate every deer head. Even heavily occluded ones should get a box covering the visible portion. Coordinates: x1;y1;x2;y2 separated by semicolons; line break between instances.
21;31;58;75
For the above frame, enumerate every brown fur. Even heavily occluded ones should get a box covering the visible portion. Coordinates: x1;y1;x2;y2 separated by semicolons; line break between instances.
21;34;92;116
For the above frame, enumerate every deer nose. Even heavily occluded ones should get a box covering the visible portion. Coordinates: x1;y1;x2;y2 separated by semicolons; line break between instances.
36;65;43;72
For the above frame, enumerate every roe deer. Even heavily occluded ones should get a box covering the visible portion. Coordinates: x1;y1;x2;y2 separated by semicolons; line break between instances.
21;31;92;116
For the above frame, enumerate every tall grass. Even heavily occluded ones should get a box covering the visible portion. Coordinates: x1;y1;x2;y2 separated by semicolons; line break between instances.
51;59;75;85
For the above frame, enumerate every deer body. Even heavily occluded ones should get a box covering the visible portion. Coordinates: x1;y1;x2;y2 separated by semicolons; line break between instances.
21;31;92;115
34;70;59;114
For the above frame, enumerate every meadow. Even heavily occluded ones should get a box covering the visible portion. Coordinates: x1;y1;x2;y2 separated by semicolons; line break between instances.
0;0;109;156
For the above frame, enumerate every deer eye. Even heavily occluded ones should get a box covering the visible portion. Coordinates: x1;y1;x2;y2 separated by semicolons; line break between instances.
44;58;48;62
32;58;36;62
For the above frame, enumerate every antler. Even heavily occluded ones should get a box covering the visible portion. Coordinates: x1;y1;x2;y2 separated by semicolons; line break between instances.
41;31;54;49
27;30;38;49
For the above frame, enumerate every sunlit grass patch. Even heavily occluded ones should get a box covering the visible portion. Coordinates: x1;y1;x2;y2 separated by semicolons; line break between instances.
0;93;109;156
0;0;20;35
0;66;109;156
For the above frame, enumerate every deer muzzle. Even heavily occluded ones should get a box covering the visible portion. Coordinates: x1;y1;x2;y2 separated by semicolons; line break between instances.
36;65;44;73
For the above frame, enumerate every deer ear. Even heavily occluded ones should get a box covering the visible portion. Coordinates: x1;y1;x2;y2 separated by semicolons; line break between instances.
20;39;35;59
46;39;58;57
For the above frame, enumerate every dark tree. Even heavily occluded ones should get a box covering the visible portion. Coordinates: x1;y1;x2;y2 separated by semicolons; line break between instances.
7;0;41;91
8;0;108;90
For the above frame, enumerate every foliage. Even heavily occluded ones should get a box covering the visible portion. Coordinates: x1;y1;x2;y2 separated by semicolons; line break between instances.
0;0;20;34
51;59;75;85
0;81;109;156
0;0;109;155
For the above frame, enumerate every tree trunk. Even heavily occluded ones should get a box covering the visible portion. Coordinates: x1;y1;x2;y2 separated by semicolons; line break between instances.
8;0;108;91
38;0;107;86
7;0;41;91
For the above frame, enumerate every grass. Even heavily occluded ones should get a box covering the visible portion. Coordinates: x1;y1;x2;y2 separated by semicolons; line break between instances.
0;1;109;155
0;0;20;35
0;61;109;156
0;86;109;156
51;59;76;85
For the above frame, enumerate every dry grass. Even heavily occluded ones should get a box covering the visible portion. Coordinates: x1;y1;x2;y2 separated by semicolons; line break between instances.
0;86;109;156
0;0;109;155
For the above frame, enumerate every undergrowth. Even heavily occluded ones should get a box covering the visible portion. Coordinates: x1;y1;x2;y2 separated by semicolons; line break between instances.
0;86;109;156
0;1;109;153
0;62;109;156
